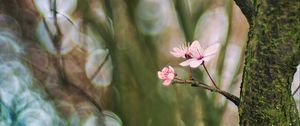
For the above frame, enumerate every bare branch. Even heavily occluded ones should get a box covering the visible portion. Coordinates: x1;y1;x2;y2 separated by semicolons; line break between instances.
173;79;240;106
293;84;300;96
203;63;219;89
90;53;110;81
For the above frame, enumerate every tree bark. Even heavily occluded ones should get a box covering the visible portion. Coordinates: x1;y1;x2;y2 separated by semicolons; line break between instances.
238;0;300;125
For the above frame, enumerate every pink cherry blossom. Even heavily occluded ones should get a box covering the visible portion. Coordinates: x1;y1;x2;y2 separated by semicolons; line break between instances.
180;41;220;68
170;43;192;59
157;66;176;86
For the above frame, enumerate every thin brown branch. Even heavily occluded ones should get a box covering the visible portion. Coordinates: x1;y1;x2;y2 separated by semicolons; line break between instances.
173;79;240;106
52;0;62;37
189;67;193;80
293;84;300;96
233;0;255;25
203;63;219;89
90;53;110;81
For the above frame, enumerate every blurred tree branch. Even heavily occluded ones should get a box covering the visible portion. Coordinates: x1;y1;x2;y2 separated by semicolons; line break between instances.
33;0;105;114
293;84;300;96
233;0;255;25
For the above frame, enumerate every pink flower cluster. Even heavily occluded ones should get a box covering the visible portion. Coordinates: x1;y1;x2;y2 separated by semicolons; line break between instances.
158;40;220;86
157;66;176;86
171;40;220;68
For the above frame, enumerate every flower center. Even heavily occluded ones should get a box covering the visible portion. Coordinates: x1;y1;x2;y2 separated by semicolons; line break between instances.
197;55;204;60
184;54;192;59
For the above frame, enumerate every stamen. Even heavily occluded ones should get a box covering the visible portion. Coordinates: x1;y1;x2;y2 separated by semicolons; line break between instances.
196;48;203;59
197;55;204;60
185;54;192;59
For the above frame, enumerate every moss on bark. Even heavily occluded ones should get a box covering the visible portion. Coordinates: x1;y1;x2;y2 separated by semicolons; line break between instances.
239;0;300;125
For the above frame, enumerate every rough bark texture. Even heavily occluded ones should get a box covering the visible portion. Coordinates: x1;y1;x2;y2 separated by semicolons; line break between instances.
239;0;300;125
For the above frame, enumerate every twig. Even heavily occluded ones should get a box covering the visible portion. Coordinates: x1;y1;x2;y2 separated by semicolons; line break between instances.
52;0;62;36
203;63;219;89
51;0;67;81
189;67;193;80
173;79;240;106
292;84;300;96
90;53;110;81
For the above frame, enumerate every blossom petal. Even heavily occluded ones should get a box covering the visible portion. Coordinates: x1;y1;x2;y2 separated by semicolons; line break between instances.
189;60;203;68
167;73;175;79
204;43;220;57
190;41;202;50
202;55;213;62
170;48;184;57
179;59;194;66
162;67;168;73
157;71;164;79
170;51;181;57
168;66;175;73
189;41;203;58
163;79;172;86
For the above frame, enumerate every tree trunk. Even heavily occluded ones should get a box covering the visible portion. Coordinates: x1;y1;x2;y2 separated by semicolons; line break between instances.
239;0;300;125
